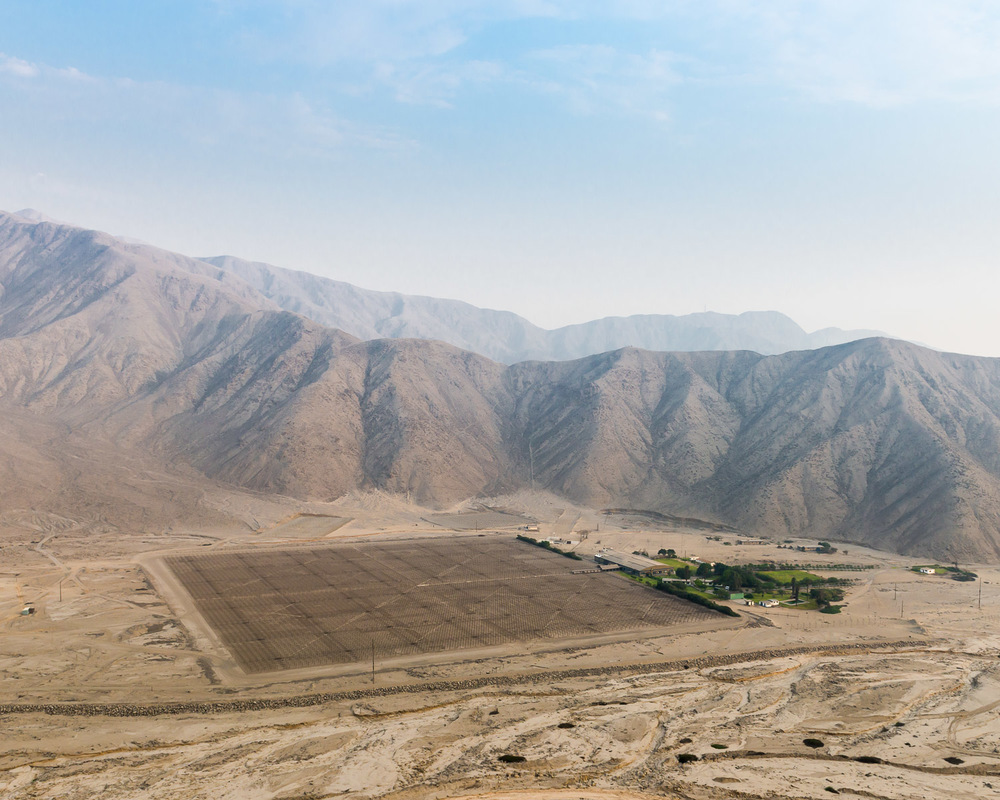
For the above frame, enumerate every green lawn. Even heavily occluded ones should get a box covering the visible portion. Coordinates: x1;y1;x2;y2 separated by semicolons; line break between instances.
654;558;690;569
759;569;822;584
744;590;790;602
680;585;716;600
644;576;715;600
911;565;949;574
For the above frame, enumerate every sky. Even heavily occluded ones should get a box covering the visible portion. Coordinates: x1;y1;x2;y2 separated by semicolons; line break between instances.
2;1;999;356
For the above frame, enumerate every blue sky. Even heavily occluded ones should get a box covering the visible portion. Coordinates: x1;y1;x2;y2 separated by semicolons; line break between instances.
2;1;999;355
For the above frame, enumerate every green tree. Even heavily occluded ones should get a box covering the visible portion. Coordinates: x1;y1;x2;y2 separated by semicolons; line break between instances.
810;587;844;607
721;568;742;591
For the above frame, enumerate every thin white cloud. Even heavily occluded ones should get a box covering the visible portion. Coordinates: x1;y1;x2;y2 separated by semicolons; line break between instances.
223;0;481;64
359;41;687;120
53;65;97;83
0;53;410;156
527;44;684;120
374;58;508;107
713;0;1000;106
0;53;40;78
0;52;99;84
221;0;1000;109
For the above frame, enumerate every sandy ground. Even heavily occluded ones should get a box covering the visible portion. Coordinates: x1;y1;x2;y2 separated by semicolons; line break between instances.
3;491;1000;799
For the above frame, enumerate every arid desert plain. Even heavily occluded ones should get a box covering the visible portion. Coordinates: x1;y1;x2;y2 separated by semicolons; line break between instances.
3;491;1000;800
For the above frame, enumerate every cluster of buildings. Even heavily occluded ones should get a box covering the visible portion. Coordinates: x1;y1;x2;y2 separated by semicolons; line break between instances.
592;548;785;610
515;542;795;613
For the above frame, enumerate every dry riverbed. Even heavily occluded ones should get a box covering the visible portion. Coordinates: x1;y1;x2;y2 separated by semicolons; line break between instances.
3;492;1000;799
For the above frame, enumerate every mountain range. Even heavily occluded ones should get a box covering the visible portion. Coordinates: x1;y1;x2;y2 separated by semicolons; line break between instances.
2;209;1000;561
202;253;885;363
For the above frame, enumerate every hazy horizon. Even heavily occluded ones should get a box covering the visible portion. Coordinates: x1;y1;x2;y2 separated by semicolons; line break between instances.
3;2;999;356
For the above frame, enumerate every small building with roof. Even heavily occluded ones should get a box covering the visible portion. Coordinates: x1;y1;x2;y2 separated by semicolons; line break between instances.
593;549;672;577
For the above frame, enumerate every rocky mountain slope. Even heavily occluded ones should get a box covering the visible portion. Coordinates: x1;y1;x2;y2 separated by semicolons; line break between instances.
2;211;1000;561
203;254;884;362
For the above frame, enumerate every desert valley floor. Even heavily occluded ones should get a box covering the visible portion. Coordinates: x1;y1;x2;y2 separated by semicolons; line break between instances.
3;492;1000;800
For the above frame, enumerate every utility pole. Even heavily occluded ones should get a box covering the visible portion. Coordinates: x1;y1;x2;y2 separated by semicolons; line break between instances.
371;640;375;684
979;576;983;611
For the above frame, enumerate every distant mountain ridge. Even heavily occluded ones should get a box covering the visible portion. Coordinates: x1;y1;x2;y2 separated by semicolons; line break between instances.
10;209;887;361
202;255;886;363
3;210;1000;563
